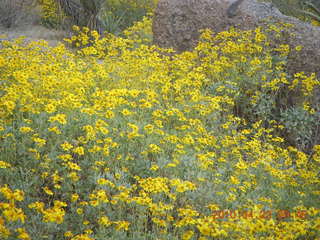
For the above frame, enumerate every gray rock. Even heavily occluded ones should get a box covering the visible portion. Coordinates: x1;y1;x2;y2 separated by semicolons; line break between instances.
152;0;320;77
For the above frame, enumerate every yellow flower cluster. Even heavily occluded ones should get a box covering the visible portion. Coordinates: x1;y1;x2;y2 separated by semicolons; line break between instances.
0;186;28;239
38;0;63;27
0;18;319;239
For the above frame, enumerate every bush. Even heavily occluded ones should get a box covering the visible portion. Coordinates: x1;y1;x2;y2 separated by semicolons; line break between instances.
100;0;157;35
37;0;70;29
263;0;320;26
0;0;37;28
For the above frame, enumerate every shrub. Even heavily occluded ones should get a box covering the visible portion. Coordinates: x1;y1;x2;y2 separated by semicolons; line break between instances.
264;0;320;26
37;0;68;29
0;0;37;28
100;0;157;35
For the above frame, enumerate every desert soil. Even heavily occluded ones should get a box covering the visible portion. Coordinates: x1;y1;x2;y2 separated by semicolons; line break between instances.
0;24;68;46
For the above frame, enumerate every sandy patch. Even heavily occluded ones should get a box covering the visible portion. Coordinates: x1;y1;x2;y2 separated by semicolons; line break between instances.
0;24;69;46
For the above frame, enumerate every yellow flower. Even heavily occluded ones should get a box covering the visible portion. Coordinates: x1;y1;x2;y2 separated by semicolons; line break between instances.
166;162;176;168
13;190;24;201
98;216;112;226
44;104;56;113
70;234;95;240
0;224;10;239
28;201;44;212
150;164;159;171
230;176;240;185
207;204;220;211
89;200;99;206
2;207;26;223
16;228;31;240
152;217;167;227
58;154;72;161
69;172;80;182
84;229;93;235
114;221;130;231
48;114;67;125
236;160;248;170
73;146;85;156
182;134;195;145
43;187;54;196
76;208;83;215
48;126;61;134
311;19;320;26
121;108;132;116
71;194;79;202
148;144;161;153
64;231;73;237
144;124;154;134
0;161;11;168
67;162;81;171
197;222;212;236
32;137;46;147
61;142;73;151
72;25;80;31
19;127;33;133
105;110;115;119
182;230;194;240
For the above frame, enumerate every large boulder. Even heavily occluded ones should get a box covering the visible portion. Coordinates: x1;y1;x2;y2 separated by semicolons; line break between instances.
152;0;320;77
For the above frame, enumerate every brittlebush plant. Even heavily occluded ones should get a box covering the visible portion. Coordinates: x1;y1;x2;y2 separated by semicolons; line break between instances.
37;0;65;28
0;18;319;240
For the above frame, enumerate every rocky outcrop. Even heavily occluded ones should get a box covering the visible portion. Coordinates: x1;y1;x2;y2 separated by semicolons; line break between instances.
152;0;320;77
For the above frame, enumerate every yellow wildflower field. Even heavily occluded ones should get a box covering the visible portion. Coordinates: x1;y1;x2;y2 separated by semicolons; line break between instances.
0;18;319;240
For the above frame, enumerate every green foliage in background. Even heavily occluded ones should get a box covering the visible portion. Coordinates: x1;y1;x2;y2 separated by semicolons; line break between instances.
35;0;157;34
100;0;157;35
263;0;320;26
38;0;65;28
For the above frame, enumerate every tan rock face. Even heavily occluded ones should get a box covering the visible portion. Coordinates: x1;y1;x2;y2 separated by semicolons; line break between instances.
153;0;230;52
152;0;320;78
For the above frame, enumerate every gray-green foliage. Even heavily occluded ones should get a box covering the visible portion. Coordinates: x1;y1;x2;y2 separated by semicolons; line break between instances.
100;0;155;35
280;107;320;152
80;0;103;14
262;0;320;23
57;0;105;32
56;0;155;34
300;0;320;22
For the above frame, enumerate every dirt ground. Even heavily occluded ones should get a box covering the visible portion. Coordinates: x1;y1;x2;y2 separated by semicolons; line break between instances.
0;24;68;46
0;1;70;46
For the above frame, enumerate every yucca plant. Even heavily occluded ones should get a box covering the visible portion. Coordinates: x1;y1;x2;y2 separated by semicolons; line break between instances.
55;0;104;32
80;0;104;33
264;0;320;24
300;0;320;22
